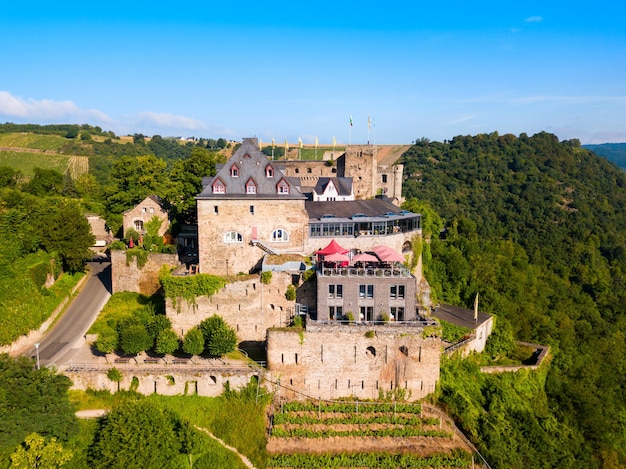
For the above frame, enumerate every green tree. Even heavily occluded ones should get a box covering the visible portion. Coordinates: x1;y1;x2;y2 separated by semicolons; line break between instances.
9;432;73;469
0;354;79;448
182;327;204;356
106;367;123;392
0;166;22;188
118;324;152;356
155;328;179;355
89;400;181;469
39;201;95;272
24;168;64;197
95;328;118;355
199;315;237;358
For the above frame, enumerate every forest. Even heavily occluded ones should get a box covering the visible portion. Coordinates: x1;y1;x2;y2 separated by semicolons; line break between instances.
583;142;626;170
402;132;626;468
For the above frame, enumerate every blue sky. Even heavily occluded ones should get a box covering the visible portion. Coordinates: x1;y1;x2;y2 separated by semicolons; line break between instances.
2;1;625;144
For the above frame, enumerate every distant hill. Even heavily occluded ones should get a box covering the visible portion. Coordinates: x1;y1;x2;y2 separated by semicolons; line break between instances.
583;142;626;169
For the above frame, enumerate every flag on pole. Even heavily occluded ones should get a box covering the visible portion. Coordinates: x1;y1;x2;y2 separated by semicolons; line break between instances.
349;115;353;127
285;139;289;150
332;136;336;149
368;116;371;129
298;137;303;149
259;139;262;150
271;138;275;148
474;293;479;321
315;136;318;148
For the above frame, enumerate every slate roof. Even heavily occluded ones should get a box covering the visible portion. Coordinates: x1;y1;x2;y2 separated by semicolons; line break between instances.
197;138;306;200
431;303;491;329
306;198;416;221
313;177;353;196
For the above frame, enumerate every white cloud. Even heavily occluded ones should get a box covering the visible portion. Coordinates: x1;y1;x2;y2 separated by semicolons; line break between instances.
0;91;111;123
135;112;208;131
525;16;543;23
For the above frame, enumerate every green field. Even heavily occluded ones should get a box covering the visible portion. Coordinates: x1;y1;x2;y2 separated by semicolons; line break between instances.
0;132;69;150
0;150;73;176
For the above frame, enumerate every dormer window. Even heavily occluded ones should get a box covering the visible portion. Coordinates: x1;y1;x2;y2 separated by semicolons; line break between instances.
230;165;239;177
265;165;274;178
246;178;257;194
212;178;226;194
277;178;290;194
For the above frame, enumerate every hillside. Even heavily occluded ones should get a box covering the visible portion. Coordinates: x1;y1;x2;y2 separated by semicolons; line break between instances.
401;132;626;467
583;142;626;169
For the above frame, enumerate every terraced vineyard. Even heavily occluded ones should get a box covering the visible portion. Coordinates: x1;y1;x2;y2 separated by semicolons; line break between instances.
267;400;481;468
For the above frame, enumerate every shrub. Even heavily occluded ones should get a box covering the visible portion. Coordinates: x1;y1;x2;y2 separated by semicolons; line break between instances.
285;285;296;301
260;271;272;284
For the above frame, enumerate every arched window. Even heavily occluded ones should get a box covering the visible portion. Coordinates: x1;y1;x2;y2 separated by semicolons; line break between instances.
399;345;409;356
265;165;274;178
271;229;289;242
366;346;377;357
224;231;243;243
230;164;239;177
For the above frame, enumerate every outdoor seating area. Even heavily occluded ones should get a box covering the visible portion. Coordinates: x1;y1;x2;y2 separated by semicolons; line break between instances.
316;239;409;276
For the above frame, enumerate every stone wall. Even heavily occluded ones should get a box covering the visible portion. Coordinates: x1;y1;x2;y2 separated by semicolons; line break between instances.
266;325;441;401
66;367;257;397
167;271;297;342
111;250;180;295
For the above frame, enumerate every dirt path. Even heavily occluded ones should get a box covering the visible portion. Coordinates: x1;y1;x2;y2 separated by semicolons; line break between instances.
195;426;257;469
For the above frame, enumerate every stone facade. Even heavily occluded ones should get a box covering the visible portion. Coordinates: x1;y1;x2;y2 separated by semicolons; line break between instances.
166;272;297;342
316;268;418;322
197;197;309;275
122;195;169;237
266;324;441;400
111;249;179;295
280;145;404;205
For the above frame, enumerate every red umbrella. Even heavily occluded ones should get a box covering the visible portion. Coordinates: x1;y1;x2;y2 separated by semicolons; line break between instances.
139;233;143;245
372;246;405;262
129;237;134;248
316;239;349;255
352;253;378;263
324;252;350;263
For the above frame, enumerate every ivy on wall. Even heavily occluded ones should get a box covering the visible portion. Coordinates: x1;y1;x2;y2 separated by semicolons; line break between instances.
159;267;228;310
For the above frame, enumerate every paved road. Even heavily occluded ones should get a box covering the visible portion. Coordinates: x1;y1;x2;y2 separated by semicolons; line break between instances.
26;261;112;367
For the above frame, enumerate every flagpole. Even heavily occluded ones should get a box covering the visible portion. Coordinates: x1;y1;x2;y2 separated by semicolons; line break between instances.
367;116;371;145
349;115;353;146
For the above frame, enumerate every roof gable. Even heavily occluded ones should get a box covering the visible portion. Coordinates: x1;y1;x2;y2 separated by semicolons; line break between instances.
197;138;306;200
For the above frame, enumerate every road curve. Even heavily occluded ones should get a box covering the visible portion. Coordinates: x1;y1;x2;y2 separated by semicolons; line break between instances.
25;261;112;367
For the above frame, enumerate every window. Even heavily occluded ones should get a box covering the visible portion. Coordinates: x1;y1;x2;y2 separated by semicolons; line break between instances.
271;229;289;242
382;174;388;183
390;285;405;299
149;207;154;213
230;165;239;177
224;231;243;243
359;284;374;299
329;306;343;320
391;307;405;321
142;207;146;213
249;205;255;214
265;165;274;178
212;179;225;193
328;284;343;298
246;178;257;193
277;179;290;194
134;220;144;232
360;306;374;321
214;205;218;214
307;167;312;173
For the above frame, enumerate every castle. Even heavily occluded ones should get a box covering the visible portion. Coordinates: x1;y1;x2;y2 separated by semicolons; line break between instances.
184;138;440;400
